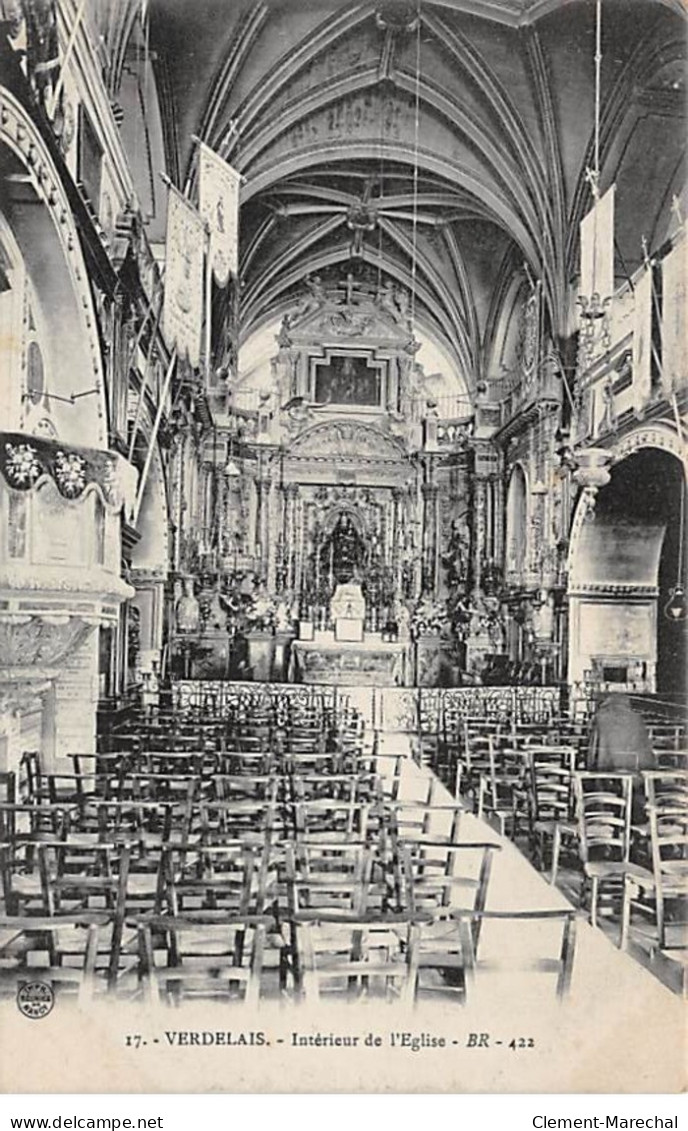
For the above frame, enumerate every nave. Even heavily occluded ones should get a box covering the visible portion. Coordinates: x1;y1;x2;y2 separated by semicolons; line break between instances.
0;0;687;1095
1;689;686;1023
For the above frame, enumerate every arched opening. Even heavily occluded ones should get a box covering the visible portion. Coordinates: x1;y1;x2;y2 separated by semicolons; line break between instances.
568;446;686;698
505;464;528;581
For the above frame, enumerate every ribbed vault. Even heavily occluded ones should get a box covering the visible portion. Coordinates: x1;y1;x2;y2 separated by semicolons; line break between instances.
143;0;686;388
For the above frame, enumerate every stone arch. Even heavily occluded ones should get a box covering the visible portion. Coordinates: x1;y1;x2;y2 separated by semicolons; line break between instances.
567;431;686;694
0;90;107;448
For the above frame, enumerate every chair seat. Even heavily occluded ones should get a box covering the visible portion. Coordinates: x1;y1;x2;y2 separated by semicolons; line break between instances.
534;819;576;836
585;861;648;880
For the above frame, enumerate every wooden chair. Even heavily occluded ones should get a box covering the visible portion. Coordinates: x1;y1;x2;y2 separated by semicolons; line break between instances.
160;841;272;917
620;804;688;952
460;726;496;811
0;838;54;916
416;904;577;1004
40;840;133;993
528;748;577;883
134;912;270;1006
294;911;423;1005
285;841;382;917
400;841;499;923
0;913;108;1005
196;797;280;843
641;770;688;813
290;772;382;807
386;800;464;846
477;742;528;838
210;774;280;805
293;798;369;840
573;772;645;927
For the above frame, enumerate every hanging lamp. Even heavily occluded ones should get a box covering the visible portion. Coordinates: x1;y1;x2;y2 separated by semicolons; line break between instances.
663;479;687;622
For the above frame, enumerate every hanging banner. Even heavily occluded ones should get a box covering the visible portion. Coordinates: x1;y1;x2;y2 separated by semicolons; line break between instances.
580;184;615;300
661;235;687;395
198;141;241;286
162;184;205;368
632;265;652;412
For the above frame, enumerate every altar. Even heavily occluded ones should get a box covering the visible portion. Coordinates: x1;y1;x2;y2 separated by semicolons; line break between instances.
289;631;411;686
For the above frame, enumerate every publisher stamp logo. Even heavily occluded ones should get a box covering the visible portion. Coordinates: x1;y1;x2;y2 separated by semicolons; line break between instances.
17;980;54;1019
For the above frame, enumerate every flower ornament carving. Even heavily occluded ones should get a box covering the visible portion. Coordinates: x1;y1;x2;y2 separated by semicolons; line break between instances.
5;443;41;487
54;450;86;498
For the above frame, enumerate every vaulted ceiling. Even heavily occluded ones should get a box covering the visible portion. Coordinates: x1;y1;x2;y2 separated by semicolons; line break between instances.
145;0;686;385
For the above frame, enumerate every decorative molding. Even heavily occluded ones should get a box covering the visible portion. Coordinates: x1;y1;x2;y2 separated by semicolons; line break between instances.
288;420;408;462
0;677;52;721
610;423;686;469
569;585;659;599
0;615;95;668
0;564;134;605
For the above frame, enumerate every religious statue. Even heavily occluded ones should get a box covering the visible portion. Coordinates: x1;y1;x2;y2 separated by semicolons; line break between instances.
246;581;276;632
141;659;160;715
320;512;366;584
395;600;411;642
175;577;200;633
275;596;294;633
276;317;292;348
532;590;555;641
292;275;327;323
442;517;470;591
412;592;447;637
202;583;231;632
599;377;618;435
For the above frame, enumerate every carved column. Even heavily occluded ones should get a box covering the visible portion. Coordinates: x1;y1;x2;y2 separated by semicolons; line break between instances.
275;485;287;593
472;476;486;598
492;471;505;570
391;487;402;594
421;480;440;594
265;474;279;592
257;475;272;581
284;484;300;595
253;465;268;567
387;361;400;414
294;491;305;608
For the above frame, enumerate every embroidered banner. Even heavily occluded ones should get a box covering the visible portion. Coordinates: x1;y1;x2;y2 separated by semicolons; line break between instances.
580;184;615;300
198;141;241;286
661;235;687;395
632;265;653;411
162;185;205;367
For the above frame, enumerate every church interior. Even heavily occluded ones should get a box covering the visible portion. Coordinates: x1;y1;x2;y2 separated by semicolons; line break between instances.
0;0;687;1031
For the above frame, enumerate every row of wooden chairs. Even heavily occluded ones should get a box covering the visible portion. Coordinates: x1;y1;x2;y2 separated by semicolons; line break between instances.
0;696;587;1008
